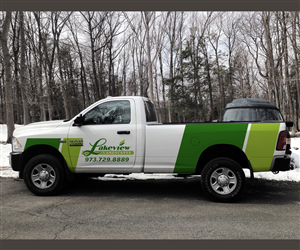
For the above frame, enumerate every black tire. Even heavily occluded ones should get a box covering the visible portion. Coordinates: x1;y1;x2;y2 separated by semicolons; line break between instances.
23;154;65;196
201;157;245;202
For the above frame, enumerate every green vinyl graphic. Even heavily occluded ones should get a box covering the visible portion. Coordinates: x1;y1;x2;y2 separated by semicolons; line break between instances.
60;138;82;173
244;123;280;172
174;123;248;173
174;123;281;173
24;138;82;173
24;138;60;151
23;123;281;174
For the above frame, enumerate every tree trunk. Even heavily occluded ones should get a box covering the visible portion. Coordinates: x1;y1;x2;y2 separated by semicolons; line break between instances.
34;12;55;120
143;12;154;101
0;74;4;123
280;11;296;135
146;38;154;100
122;50;127;96
108;43;114;96
227;38;234;102
132;42;137;96
35;12;46;121
20;11;30;124
88;14;101;100
57;44;70;119
1;11;15;143
275;13;284;112
158;49;167;122
210;36;224;120
154;64;162;122
262;11;277;105
204;46;214;120
291;12;300;131
136;45;144;97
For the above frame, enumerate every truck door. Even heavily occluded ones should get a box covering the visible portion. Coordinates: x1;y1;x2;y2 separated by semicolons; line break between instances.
67;99;137;173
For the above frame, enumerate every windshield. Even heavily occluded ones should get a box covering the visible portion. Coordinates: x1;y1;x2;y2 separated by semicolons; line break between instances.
223;108;284;122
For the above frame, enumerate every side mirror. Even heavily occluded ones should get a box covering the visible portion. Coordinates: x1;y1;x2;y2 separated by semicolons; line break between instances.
73;114;83;126
285;121;293;128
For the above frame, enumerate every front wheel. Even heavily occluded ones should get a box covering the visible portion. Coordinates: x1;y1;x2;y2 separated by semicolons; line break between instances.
201;158;245;202
23;154;65;196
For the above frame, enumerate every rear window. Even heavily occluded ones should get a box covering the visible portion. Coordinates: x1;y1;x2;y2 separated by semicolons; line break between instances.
144;99;158;122
223;108;284;122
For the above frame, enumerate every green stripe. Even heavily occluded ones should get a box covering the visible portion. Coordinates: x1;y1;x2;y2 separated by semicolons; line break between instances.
245;123;280;172
24;138;60;151
60;138;82;173
174;123;248;173
60;138;73;172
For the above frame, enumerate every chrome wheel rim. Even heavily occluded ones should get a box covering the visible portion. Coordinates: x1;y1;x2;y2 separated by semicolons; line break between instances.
31;164;56;189
210;167;237;195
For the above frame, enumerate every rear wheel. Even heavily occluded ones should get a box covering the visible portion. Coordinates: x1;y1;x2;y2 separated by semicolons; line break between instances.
23;154;65;196
201;158;245;202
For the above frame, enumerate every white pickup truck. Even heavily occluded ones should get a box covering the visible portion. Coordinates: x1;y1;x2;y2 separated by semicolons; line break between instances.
10;96;293;202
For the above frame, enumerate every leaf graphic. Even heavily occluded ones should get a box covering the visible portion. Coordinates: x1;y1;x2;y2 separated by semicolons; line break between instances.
119;139;125;146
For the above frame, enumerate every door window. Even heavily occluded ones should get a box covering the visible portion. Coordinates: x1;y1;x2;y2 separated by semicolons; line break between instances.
83;100;131;125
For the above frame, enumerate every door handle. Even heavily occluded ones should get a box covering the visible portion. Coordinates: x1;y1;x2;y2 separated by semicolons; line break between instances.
117;131;130;135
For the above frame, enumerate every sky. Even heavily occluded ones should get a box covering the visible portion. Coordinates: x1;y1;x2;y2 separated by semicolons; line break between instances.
0;124;299;181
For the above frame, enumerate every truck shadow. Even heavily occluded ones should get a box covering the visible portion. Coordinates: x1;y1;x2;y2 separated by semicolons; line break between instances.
62;176;300;205
63;176;202;200
240;178;300;205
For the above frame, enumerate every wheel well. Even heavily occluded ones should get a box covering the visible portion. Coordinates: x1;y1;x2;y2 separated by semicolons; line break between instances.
195;144;252;175
19;145;72;180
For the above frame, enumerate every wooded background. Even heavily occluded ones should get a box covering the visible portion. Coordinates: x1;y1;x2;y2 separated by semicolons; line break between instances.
1;11;299;142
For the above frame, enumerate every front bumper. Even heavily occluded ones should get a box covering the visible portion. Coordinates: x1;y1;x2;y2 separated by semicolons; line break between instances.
270;155;292;172
10;152;23;171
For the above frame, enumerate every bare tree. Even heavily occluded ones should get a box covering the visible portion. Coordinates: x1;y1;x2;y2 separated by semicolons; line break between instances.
34;12;56;120
10;12;22;124
278;11;296;135
124;12;169;101
222;12;240;102
1;11;15;143
81;11;109;100
208;13;226;119
262;11;279;106
164;11;185;122
104;12;129;96
53;12;73;119
32;12;46;121
288;11;300;131
66;13;91;108
20;11;30;124
195;12;215;120
240;12;279;103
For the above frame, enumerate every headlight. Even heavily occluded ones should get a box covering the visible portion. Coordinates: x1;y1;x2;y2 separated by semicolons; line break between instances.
12;137;22;151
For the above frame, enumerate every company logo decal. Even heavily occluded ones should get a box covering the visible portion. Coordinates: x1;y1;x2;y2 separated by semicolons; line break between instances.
82;138;134;156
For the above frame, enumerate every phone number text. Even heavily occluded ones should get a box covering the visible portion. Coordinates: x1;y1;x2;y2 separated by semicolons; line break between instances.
85;157;130;163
